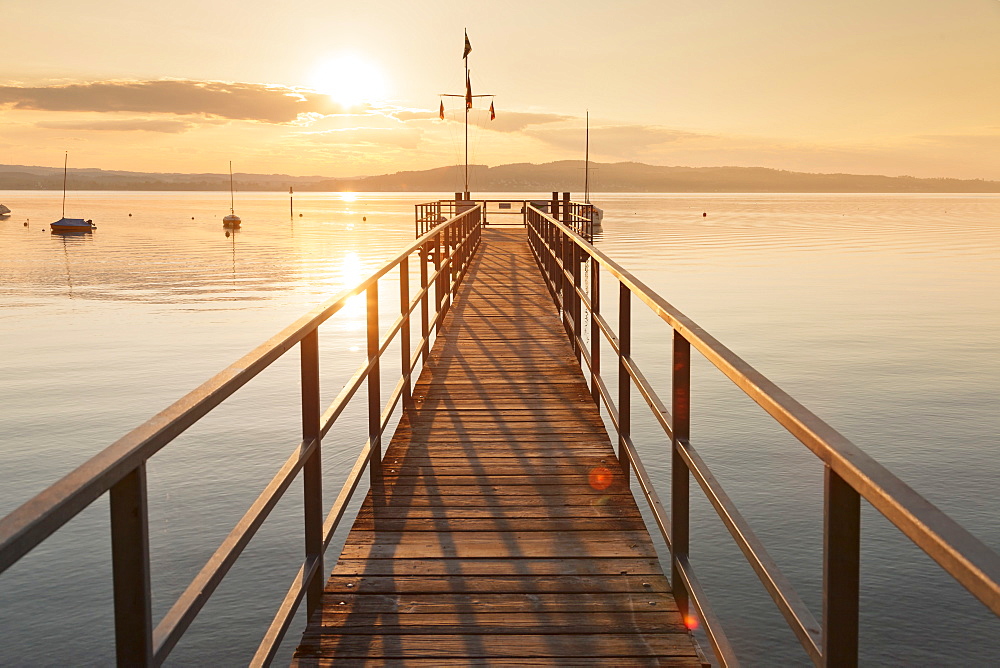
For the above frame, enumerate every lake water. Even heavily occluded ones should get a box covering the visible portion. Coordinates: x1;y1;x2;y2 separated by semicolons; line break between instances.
1;191;998;665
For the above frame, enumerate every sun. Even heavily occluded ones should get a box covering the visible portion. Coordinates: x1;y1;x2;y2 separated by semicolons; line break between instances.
309;53;388;108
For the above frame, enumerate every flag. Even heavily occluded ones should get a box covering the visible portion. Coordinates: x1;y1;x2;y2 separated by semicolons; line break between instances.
439;99;445;120
465;71;472;110
489;101;495;121
464;30;472;59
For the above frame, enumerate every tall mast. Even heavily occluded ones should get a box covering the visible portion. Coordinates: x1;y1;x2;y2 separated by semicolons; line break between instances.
584;112;590;204
61;152;67;218
229;161;235;214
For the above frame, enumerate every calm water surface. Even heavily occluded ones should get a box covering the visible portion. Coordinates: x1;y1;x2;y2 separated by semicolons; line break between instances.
1;191;998;665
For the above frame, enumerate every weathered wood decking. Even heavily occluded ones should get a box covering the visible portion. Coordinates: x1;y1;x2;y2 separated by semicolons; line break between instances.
293;228;703;666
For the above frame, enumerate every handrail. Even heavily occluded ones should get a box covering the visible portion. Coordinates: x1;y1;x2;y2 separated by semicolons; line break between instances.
0;205;483;666
525;204;1000;667
417;194;598;238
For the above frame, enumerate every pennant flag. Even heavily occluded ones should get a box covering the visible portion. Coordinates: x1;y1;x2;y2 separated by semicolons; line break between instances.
489;101;495;121
439;99;445;120
465;71;472;110
464;30;472;59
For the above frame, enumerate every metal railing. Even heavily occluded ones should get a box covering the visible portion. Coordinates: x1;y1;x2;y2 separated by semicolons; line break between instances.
416;193;599;239
0;206;483;666
525;204;1000;667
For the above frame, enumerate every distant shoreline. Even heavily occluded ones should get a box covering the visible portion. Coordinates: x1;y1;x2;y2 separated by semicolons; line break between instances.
3;160;999;194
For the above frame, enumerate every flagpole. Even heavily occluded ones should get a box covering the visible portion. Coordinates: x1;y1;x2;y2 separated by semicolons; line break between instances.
464;51;469;195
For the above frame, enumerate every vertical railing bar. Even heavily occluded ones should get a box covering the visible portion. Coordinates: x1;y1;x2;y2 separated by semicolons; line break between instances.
618;283;631;484
590;256;601;406
671;330;692;625
399;257;413;409
366;282;383;488
570;239;583;364
109;464;153;667
419;243;430;364
823;467;861;666
300;329;323;616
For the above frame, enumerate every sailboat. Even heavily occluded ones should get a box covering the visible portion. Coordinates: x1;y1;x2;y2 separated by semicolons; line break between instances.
584;111;604;233
51;153;96;233
223;162;241;228
0;204;10;216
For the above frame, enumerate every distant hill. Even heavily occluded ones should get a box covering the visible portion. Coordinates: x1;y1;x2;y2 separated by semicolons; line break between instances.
2;161;998;193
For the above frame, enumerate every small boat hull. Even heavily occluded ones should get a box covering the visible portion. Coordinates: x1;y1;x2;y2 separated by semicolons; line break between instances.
51;218;95;233
223;214;241;228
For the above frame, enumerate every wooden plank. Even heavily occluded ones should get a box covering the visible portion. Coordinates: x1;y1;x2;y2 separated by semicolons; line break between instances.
307;592;680;615
293;634;698;659
330;557;665;577
322;574;673;595
293;658;703;667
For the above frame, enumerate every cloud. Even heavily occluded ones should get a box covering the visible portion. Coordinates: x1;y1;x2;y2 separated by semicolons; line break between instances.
393;110;439;122
475;110;572;133
527;124;706;153
0;80;350;123
397;107;570;133
35;118;196;133
302;127;422;149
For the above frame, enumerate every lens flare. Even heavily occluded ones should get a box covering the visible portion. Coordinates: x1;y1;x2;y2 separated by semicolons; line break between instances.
588;466;614;491
684;614;700;630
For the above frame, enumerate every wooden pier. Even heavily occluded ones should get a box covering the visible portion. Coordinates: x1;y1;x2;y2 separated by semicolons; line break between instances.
292;228;704;665
5;201;998;667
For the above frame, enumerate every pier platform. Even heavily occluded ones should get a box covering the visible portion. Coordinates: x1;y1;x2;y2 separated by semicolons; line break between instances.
292;229;703;665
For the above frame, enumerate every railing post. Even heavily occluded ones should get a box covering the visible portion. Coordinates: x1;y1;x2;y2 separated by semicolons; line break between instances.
300;329;323;615
443;223;453;312
823;467;861;666
400;257;413;409
551;192;559;222
420;243;430;364
618;284;631;484
367;282;383;487
110;465;153;667
590;256;601;405
671;331;691;624
572;241;582;363
561;229;572;338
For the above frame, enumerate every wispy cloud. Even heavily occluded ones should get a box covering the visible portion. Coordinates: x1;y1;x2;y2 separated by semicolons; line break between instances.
526;124;706;154
35;118;197;133
0;80;350;123
397;108;570;133
301;127;422;149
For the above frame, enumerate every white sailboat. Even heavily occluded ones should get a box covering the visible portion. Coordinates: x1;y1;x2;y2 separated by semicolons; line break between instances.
223;161;241;228
584;111;603;233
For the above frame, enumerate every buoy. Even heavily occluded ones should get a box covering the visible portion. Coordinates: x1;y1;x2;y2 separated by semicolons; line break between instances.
225;230;230;238
128;213;132;217
363;216;367;221
24;221;28;227
703;212;707;217
299;213;302;217
191;217;195;220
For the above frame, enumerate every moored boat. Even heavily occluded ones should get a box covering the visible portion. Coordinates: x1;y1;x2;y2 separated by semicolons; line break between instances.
51;153;94;233
0;204;10;216
223;161;241;228
51;217;96;233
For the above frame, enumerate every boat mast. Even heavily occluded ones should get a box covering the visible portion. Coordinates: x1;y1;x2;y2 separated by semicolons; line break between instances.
61;152;67;218
585;112;590;204
229;161;235;215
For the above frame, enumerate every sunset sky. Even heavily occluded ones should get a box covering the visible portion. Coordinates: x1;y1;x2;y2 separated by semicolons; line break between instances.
3;0;999;180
